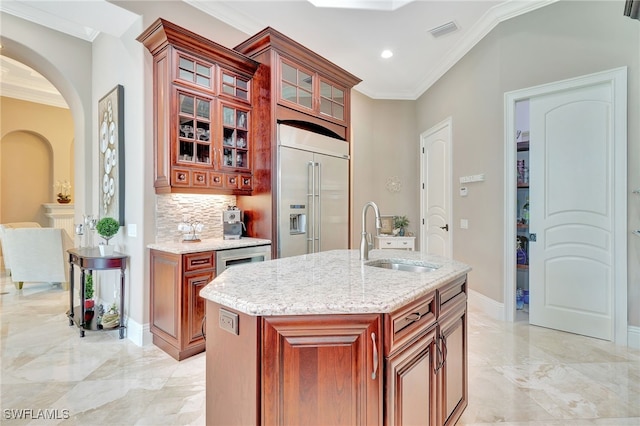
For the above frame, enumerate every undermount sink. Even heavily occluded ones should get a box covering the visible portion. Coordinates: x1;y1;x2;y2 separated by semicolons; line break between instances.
365;259;439;273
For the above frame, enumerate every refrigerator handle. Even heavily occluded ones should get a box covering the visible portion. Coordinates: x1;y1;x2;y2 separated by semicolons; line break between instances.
316;161;322;253
307;161;315;254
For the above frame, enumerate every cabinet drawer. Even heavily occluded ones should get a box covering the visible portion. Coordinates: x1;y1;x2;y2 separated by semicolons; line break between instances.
438;275;467;316
382;240;411;249
384;291;436;355
239;175;252;191
210;172;224;188
192;171;208;187
172;168;191;186
184;251;215;272
375;236;415;250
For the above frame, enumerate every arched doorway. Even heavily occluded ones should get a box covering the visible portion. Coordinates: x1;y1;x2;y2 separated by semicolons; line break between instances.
0;56;75;225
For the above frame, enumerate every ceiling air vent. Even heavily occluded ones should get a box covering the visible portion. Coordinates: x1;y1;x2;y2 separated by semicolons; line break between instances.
428;21;458;38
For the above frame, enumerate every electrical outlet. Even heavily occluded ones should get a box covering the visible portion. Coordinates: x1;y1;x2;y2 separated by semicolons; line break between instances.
219;309;239;335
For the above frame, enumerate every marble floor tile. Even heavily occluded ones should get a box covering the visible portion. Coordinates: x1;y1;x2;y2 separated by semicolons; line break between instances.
1;272;639;425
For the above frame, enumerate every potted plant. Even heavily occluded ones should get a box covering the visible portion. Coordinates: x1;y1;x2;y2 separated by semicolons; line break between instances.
393;215;410;236
84;273;94;310
96;217;120;256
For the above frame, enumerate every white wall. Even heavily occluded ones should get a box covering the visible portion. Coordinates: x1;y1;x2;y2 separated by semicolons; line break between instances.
91;19;151;343
351;92;418;247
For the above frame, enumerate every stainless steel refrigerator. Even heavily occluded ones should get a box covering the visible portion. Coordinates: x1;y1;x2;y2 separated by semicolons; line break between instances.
277;124;349;258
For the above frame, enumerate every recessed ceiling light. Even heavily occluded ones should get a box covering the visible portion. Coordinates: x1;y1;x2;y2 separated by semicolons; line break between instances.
381;50;393;59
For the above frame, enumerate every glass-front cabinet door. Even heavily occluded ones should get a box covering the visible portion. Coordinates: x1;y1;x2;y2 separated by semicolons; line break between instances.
319;79;345;121
220;102;250;171
280;60;313;110
177;91;212;165
176;54;214;91
220;70;250;102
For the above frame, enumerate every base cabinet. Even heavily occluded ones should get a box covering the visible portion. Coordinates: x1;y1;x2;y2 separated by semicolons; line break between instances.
439;301;467;426
385;327;438;426
150;249;214;360
262;315;382;426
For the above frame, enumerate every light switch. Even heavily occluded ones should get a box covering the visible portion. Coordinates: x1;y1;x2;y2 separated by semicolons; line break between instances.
460;219;469;229
127;224;137;237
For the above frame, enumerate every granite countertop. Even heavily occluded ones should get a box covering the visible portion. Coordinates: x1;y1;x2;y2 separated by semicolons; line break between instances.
147;237;271;254
200;249;471;316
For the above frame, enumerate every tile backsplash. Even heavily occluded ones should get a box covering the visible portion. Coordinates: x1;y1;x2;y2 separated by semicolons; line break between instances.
156;194;236;243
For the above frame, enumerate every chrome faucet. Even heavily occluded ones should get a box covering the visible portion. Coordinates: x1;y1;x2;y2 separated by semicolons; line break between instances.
360;201;382;260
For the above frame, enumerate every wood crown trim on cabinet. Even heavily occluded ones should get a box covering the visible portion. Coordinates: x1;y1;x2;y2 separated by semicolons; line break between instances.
137;18;259;77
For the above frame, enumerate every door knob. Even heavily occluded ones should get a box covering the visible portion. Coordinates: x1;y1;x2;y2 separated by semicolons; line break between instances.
440;224;449;231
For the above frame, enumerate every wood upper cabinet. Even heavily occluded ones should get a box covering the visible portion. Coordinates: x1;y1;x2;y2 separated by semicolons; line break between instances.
137;19;258;195
234;26;361;141
262;314;383;426
150;249;214;360
278;57;348;125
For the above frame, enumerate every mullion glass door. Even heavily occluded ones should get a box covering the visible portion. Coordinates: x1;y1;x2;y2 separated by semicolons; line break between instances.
221;104;249;170
178;91;211;165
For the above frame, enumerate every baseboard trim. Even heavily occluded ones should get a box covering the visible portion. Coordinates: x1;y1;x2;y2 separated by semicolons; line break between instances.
468;288;505;321
628;325;640;349
124;317;153;347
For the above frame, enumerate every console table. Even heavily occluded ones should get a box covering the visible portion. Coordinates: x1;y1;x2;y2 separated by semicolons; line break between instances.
67;248;128;339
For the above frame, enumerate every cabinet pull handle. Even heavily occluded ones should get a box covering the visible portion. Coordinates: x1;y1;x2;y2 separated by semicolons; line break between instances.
191;259;209;266
371;332;378;380
405;312;422;322
434;336;441;374
440;332;448;370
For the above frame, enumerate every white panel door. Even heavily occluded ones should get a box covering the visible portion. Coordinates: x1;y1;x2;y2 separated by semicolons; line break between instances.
421;118;451;257
529;82;614;340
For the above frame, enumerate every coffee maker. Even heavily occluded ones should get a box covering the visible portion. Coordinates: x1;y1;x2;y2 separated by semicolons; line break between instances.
223;206;244;240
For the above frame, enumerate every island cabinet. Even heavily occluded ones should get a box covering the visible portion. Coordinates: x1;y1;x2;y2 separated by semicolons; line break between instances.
205;274;468;426
262;315;383;425
384;275;467;426
150;249;214;360
437;277;468;426
137;19;259;195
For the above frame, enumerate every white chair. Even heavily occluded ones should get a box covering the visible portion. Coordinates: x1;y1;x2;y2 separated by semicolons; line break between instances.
0;222;42;271
1;227;72;290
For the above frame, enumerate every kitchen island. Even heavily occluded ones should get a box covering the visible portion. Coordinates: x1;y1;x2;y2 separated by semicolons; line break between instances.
200;249;471;425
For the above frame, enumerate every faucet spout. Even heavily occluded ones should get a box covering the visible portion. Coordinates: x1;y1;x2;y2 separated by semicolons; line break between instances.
360;201;382;260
